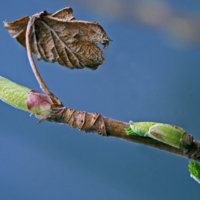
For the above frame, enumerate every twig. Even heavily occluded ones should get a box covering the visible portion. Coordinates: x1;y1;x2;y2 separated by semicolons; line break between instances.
46;106;200;162
104;117;200;161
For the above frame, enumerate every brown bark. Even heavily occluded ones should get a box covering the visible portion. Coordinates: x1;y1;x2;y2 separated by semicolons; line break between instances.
46;106;200;162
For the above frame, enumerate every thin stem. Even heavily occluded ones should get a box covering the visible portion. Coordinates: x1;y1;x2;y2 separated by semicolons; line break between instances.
26;17;51;95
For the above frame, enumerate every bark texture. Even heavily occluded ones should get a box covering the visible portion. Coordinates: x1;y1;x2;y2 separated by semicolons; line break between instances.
46;105;200;162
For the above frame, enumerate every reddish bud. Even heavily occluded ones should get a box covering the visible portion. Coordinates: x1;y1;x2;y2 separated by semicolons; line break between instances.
27;90;53;119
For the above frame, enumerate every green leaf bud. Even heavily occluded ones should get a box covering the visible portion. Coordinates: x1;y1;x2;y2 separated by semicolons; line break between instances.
0;76;31;112
0;76;53;119
128;121;157;136
126;121;193;149
145;124;185;148
189;161;200;184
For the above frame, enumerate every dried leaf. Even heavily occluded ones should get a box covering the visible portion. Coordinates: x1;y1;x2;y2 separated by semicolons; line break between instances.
4;7;111;70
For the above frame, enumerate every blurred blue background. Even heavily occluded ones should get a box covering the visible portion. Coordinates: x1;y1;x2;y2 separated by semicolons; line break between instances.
1;0;200;199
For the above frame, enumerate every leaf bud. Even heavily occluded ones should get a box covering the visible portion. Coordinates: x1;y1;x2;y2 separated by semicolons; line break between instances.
126;121;193;149
27;90;53;119
0;76;31;112
0;76;53;119
145;124;193;149
189;161;200;184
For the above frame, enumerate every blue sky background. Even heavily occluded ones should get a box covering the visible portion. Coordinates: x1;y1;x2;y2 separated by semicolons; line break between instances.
1;0;200;199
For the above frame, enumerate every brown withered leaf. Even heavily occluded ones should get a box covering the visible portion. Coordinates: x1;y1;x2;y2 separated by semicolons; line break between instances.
4;7;111;70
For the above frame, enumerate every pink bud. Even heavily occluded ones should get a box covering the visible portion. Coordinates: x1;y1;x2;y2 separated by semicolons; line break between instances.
27;90;53;119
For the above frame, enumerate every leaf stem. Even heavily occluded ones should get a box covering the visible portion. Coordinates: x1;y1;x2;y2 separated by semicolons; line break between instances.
26;17;51;95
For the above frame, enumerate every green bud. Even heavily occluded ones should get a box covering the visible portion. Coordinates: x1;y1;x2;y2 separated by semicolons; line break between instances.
0;76;31;112
128;121;157;136
0;76;53;119
145;124;185;149
189;161;200;184
126;121;193;149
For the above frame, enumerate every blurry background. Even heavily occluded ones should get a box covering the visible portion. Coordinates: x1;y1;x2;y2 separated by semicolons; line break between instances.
1;0;200;199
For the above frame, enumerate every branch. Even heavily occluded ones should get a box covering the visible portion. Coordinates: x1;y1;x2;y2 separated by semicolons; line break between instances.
47;106;200;162
0;76;200;161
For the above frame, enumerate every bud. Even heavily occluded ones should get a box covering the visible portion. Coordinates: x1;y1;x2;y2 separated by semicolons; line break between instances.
27;90;53;119
129;121;157;136
189;161;200;184
127;121;193;149
0;76;31;112
0;76;53;119
145;124;189;149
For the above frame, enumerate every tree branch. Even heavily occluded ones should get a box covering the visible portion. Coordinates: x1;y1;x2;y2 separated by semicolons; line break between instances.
45;106;200;162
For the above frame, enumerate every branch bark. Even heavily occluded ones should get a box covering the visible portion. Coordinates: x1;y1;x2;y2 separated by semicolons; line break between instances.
45;106;200;162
